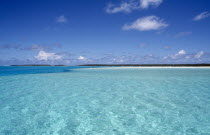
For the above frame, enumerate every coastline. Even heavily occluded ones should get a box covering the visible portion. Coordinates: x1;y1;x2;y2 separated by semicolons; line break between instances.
82;66;210;69
79;64;210;69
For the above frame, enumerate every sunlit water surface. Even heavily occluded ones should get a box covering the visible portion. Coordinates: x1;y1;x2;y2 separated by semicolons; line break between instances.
0;66;210;135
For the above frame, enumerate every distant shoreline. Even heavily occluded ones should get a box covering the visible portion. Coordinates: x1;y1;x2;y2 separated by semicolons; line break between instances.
8;64;210;67
81;67;210;70
10;64;66;66
78;64;210;67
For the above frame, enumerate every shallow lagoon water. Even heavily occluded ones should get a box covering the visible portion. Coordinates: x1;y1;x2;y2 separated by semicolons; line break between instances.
0;66;210;135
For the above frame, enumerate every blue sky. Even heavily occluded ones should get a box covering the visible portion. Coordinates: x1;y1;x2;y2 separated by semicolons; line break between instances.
0;0;210;65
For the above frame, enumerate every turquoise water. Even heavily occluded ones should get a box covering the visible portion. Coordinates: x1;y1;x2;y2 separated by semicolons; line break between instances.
0;66;210;135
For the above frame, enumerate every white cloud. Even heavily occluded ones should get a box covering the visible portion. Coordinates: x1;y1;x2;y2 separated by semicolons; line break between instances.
194;51;204;58
164;50;206;61
193;12;210;21
78;56;86;60
113;57;125;63
105;0;163;14
123;16;168;31
177;50;186;55
165;50;186;60
56;15;68;23
140;0;163;9
113;58;124;63
105;2;138;14
35;51;62;61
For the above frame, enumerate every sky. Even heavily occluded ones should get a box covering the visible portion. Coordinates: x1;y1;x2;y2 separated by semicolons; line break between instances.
0;0;210;65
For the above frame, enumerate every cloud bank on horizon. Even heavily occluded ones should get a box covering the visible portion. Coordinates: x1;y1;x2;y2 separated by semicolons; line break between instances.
0;49;207;66
0;0;210;65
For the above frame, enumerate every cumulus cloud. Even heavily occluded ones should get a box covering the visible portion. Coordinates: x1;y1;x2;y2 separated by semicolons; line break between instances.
178;50;186;55
78;56;86;60
194;51;204;58
35;51;62;61
163;50;206;63
140;0;163;9
113;56;125;63
56;15;68;23
193;12;210;21
105;2;138;14
123;16;168;31
105;0;163;14
171;50;186;59
163;50;187;60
